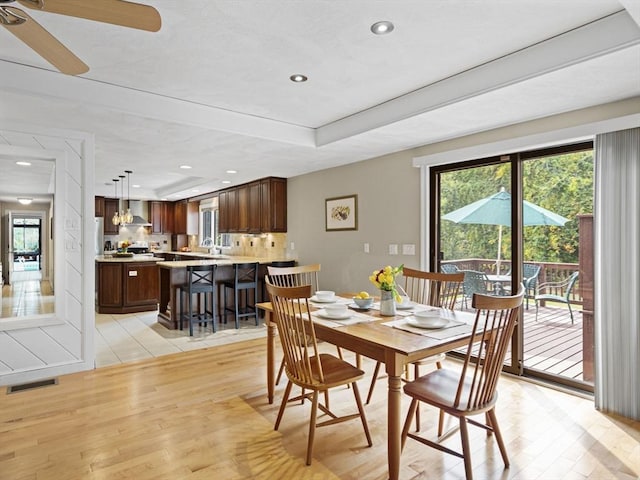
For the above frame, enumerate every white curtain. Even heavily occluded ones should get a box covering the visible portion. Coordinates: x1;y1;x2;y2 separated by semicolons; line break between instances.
594;127;640;420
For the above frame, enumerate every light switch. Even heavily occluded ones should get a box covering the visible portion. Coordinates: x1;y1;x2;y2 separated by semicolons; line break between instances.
290;242;295;250
364;243;370;253
402;244;416;255
389;244;398;255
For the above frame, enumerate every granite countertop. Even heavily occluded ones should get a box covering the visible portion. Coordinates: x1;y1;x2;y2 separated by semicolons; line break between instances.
156;255;290;268
95;255;161;263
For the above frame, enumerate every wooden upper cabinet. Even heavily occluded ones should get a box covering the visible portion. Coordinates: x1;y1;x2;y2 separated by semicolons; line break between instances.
261;177;287;232
173;200;199;235
218;177;286;234
247;181;262;233
150;201;173;234
95;196;105;217
104;198;120;235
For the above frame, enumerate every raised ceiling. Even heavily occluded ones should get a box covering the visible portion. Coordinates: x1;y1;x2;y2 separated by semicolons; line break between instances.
1;0;639;202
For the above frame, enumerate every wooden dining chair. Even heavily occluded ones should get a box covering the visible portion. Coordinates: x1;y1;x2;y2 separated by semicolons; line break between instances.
265;281;372;466
267;263;326;386
366;268;464;433
401;287;524;480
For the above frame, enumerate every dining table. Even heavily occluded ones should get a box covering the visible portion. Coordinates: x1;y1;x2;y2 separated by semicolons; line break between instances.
257;296;479;480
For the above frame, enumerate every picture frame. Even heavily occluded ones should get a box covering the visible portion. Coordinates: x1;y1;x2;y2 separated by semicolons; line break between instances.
325;194;358;231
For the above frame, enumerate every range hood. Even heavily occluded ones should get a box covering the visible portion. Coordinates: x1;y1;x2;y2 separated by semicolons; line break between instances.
126;200;152;226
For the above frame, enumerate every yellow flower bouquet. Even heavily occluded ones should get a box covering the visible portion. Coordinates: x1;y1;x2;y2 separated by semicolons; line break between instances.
369;265;403;301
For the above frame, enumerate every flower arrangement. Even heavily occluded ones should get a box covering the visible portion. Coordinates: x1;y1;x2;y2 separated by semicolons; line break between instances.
119;240;131;251
369;265;403;301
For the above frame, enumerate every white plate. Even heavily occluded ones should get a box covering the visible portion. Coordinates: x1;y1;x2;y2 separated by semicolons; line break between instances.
315;309;352;320
406;316;449;329
310;295;336;303
396;302;415;310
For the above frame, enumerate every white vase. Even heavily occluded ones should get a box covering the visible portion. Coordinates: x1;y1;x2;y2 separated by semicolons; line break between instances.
380;290;396;316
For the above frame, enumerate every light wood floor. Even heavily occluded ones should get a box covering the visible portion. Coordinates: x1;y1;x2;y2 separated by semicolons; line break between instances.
1;270;54;319
1;339;638;480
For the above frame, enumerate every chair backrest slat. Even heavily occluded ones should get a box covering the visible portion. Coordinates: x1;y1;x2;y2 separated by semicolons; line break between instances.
267;263;321;292
454;287;523;411
265;281;324;387
401;268;464;310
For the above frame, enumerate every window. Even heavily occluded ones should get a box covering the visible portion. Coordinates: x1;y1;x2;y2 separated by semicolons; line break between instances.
199;198;230;249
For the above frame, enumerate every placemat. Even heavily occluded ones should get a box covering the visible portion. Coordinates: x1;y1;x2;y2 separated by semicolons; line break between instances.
311;310;378;328
382;317;473;340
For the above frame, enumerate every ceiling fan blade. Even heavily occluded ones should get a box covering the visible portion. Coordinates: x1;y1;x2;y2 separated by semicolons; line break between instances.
17;0;161;32
1;6;89;75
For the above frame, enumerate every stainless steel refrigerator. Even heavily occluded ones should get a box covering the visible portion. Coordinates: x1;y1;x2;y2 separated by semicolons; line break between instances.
94;217;104;255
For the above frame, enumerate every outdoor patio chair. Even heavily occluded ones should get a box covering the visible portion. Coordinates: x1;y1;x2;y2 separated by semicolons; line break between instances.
460;270;490;309
522;263;541;309
440;263;459;274
534;271;579;324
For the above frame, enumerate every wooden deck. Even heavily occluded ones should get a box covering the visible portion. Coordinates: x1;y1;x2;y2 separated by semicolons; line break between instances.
458;301;588;383
522;304;586;382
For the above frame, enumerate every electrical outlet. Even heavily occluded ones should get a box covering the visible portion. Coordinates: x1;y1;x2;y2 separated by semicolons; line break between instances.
271;241;275;247
389;244;398;255
364;243;370;253
290;242;295;250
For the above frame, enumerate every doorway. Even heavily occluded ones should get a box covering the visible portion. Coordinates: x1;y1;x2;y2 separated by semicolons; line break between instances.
431;142;594;392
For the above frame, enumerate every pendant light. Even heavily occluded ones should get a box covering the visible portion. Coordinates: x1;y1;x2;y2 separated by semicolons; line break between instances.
118;175;126;225
111;178;120;226
123;170;134;224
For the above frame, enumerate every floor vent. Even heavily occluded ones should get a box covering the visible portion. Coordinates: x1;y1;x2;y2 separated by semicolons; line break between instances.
7;378;58;394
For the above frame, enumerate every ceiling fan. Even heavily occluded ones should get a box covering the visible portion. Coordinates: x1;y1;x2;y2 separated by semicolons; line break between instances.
0;0;161;75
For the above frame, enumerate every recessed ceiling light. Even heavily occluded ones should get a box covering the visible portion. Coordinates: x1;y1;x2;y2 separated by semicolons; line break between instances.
179;165;192;169
132;184;140;188
221;180;231;184
226;170;237;174
290;74;308;83
371;20;394;35
191;189;200;193
16;161;31;166
18;197;33;205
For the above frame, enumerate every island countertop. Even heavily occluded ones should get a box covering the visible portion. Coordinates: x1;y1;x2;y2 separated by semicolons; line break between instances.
95;255;161;263
155;256;289;268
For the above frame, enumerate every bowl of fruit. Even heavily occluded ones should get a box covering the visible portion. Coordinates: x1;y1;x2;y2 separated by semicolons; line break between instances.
353;291;374;309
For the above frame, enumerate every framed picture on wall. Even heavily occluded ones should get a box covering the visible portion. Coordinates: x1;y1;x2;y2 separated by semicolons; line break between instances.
325;194;358;231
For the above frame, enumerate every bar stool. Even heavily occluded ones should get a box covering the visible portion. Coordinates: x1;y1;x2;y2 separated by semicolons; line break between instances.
222;262;259;328
179;264;217;336
261;260;296;303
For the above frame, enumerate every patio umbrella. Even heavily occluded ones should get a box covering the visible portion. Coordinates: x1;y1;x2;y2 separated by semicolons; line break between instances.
442;187;569;271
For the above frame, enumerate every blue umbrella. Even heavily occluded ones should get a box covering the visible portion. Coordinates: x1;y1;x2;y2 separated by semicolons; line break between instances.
442;188;569;270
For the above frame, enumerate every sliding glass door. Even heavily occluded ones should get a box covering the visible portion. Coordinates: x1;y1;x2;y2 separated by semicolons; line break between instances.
431;142;594;391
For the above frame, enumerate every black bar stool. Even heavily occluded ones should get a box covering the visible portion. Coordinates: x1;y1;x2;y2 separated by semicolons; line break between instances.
222;262;259;328
261;260;296;302
179;264;217;336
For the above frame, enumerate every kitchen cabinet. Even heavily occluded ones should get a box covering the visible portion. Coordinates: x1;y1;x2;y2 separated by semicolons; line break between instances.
103;198;120;235
95;196;105;217
173;200;199;235
247;181;262;233
260;177;287;232
219;188;239;233
218;177;286;233
150;201;173;234
96;260;159;313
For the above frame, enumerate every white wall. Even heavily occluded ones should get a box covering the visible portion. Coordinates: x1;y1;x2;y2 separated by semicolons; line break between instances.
0;125;95;386
287;149;421;295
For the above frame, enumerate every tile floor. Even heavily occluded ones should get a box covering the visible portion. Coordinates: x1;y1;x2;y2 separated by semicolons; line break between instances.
95;311;267;368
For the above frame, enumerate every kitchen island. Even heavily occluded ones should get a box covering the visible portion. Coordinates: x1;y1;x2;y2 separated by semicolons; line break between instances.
156;256;290;330
95;255;161;314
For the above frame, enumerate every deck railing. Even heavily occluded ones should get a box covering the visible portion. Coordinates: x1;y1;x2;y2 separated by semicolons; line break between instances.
441;259;582;305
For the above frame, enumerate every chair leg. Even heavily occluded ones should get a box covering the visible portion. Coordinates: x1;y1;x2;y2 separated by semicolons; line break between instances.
234;289;240;329
487;408;510;467
306;390;319;466
276;356;286;386
188;292;194;337
568;302;574;324
366;361;382;405
459;417;473;480
414;363;421;432
351;381;372;447
274;380;293;431
401;398;419;450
